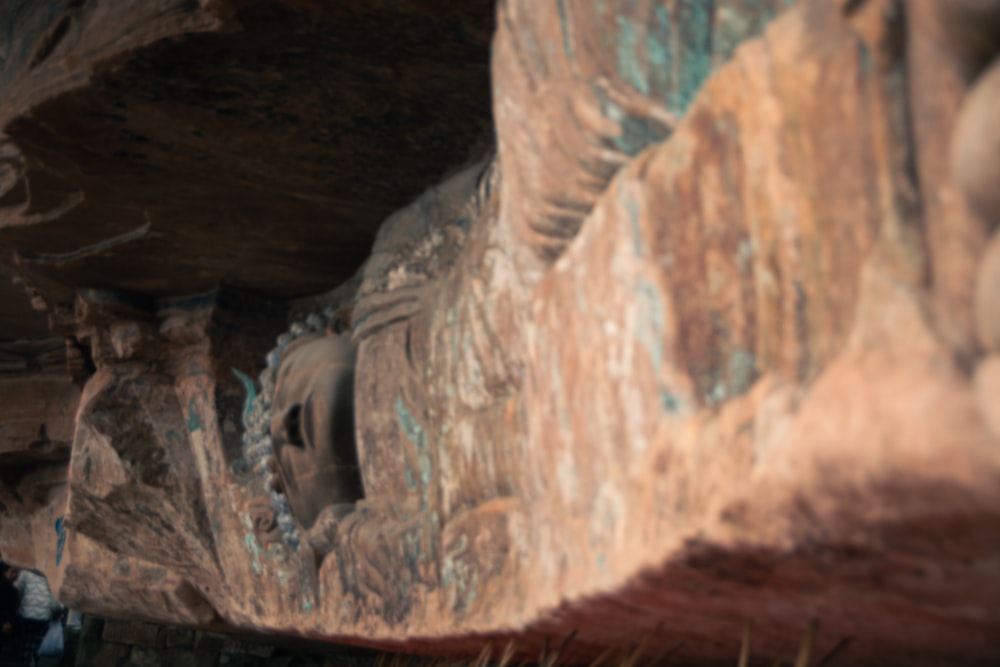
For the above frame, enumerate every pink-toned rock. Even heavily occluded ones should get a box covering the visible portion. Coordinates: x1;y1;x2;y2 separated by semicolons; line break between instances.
907;0;995;360
975;356;1000;437
1;1;999;665
924;0;1000;78
0;375;78;457
977;232;1000;351
952;57;1000;224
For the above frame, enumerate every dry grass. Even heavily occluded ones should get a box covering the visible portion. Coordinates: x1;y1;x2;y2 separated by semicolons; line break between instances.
370;619;849;667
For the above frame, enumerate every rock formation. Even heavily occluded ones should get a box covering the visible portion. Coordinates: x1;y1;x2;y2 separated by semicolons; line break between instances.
1;0;998;664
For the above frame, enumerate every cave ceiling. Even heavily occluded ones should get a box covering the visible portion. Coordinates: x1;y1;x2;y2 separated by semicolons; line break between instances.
0;0;495;342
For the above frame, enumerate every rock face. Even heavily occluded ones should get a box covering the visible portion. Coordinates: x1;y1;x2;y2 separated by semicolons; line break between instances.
1;0;999;665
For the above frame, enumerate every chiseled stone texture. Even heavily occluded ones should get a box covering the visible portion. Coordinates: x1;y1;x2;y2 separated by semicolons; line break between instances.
0;0;998;665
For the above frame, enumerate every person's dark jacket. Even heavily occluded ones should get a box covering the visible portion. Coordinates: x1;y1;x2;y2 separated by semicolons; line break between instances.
0;566;18;629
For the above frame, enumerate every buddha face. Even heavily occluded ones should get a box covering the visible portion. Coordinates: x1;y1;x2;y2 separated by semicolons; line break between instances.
269;334;363;529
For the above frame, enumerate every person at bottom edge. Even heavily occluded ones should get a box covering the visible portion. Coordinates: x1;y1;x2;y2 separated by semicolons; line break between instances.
4;566;62;666
0;562;19;661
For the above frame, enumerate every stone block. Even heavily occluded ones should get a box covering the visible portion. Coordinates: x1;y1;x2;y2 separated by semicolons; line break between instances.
194;632;228;653
100;620;163;649
219;653;264;667
2;0;1000;665
76;641;132;667
163;626;195;649
164;648;220;667
222;639;274;657
128;647;163;667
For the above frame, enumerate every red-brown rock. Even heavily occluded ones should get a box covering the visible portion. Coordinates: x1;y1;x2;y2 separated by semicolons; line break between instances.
0;1;998;665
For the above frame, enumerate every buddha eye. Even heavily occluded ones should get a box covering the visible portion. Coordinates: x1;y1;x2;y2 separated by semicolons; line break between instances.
284;404;305;447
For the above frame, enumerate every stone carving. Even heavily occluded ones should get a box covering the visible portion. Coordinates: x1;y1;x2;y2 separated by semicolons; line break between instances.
0;0;998;663
245;497;283;550
267;334;362;530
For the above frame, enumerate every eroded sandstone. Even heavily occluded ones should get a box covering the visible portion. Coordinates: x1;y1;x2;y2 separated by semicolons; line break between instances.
0;1;998;665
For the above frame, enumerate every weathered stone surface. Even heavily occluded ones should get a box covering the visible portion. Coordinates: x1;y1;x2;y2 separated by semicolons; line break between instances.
222;639;274;658
0;363;78;573
952;57;1000;223
975;227;1000;352
0;0;494;317
80;641;132;667
102;620;164;649
974;356;1000;437
0;375;77;458
194;632;229;654
0;0;999;665
164;626;195;649
904;0;991;361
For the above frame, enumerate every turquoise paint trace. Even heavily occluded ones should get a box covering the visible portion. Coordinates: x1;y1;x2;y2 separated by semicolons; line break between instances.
670;0;714;115
591;82;668;156
648;4;673;76
395;396;433;508
54;517;66;566
727;348;758;397
622;184;643;258
245;533;263;573
659;388;681;413
606;1;722;116
636;279;666;369
231;368;257;417
556;0;575;60
616;14;650;96
646;4;673;95
186;398;201;432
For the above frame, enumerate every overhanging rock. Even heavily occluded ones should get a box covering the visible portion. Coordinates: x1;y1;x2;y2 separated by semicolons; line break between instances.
1;1;999;665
